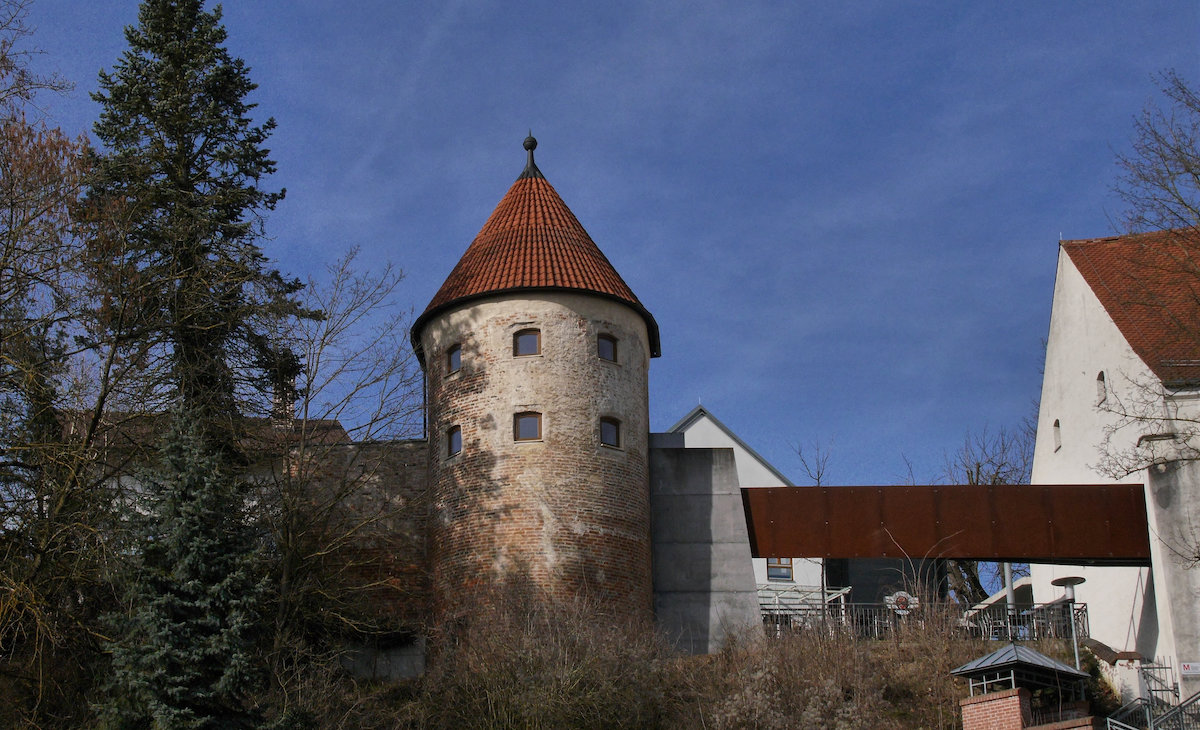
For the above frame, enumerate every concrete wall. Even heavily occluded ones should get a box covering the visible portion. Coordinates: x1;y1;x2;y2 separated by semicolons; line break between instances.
649;442;762;653
1147;459;1200;698
673;410;822;587
421;292;653;621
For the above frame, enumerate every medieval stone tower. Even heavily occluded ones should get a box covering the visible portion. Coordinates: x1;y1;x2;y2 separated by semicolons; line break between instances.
411;137;662;621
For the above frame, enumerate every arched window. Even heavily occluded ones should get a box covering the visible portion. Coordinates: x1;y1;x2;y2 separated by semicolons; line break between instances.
600;417;620;447
447;344;462;374
598;334;618;362
1053;419;1062;452
514;329;540;357
1096;371;1106;404
447;425;462;457
514;412;542;441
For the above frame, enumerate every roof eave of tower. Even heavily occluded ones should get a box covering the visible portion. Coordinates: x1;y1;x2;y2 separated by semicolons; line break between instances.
411;286;661;367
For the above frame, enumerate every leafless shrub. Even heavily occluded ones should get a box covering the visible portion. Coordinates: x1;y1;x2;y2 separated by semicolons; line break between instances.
685;603;989;730
415;590;677;729
254;593;1110;730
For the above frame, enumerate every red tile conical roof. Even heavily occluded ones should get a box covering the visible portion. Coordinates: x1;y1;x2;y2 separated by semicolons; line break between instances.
412;138;660;363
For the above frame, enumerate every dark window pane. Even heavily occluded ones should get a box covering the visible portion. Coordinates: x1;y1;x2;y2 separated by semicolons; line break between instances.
447;345;461;373
598;335;617;362
447;426;462;456
600;418;619;447
514;329;540;356
515;412;541;440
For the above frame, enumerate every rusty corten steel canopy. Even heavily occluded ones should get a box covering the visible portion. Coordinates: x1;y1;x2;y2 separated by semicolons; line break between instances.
742;484;1151;566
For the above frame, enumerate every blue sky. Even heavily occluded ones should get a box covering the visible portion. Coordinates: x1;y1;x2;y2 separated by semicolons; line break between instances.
25;1;1200;486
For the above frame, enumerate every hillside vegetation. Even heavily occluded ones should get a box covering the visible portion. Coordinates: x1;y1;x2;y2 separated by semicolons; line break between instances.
264;598;1115;730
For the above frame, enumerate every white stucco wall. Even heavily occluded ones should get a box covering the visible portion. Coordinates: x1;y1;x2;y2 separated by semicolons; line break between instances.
1030;246;1186;696
672;410;823;587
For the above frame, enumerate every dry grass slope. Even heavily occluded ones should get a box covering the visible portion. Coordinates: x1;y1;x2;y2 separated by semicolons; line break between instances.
259;596;1115;730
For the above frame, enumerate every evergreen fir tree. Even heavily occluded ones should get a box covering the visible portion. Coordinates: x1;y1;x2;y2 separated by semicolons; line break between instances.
85;1;306;724
103;414;263;728
86;0;306;455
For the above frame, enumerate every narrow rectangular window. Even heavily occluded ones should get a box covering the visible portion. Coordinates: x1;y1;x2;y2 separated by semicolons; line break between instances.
447;344;462;374
600;417;620;447
767;557;793;581
447;425;462;456
598;334;617;362
514;412;541;441
514;329;540;356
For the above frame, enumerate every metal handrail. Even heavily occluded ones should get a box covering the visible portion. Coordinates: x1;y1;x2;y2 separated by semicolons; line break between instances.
760;600;1089;641
1152;689;1200;730
1109;697;1152;729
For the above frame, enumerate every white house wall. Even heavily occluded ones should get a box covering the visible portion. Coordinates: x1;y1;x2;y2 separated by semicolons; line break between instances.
1030;246;1176;695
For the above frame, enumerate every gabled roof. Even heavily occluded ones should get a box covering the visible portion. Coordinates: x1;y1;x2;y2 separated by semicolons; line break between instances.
1063;229;1200;386
411;137;660;363
669;405;794;486
951;642;1087;681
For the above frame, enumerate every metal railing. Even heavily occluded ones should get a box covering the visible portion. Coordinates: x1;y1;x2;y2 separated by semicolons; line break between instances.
1143;662;1182;709
1109;697;1152;729
759;600;1089;641
961;600;1089;641
1152;690;1200;730
1032;702;1091;726
1104;670;1200;730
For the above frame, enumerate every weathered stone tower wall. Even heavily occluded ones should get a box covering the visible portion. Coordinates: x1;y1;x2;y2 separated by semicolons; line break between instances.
422;292;652;619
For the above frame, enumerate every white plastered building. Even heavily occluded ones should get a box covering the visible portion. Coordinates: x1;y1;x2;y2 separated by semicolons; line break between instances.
1030;230;1200;699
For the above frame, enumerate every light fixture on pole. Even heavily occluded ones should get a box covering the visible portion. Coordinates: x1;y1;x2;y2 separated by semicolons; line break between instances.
1052;576;1086;669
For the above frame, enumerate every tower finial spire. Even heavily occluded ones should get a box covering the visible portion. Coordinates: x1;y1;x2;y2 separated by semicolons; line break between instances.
518;132;544;180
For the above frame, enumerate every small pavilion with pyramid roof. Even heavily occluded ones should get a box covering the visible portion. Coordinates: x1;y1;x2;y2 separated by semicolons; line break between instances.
953;643;1094;729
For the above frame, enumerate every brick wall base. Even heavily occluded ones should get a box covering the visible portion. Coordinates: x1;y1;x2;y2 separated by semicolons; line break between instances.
961;689;1099;730
961;688;1032;730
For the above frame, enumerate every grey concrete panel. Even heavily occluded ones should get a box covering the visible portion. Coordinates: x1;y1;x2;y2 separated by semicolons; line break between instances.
1149;460;1200;697
649;446;760;654
655;591;762;654
649;447;740;496
653;542;764;592
650;493;753;543
649;432;685;448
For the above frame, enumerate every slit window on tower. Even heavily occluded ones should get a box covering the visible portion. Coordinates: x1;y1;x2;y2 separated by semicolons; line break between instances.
598;334;617;362
447;425;462;457
600;417;620;447
1096;371;1106;404
1053;419;1062;452
447;344;461;374
514;329;540;356
767;557;793;581
514;412;541;441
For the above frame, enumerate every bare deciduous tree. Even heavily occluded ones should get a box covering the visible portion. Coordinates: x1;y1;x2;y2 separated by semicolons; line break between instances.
941;424;1034;607
252;250;426;700
1117;71;1200;235
1093;73;1200;479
